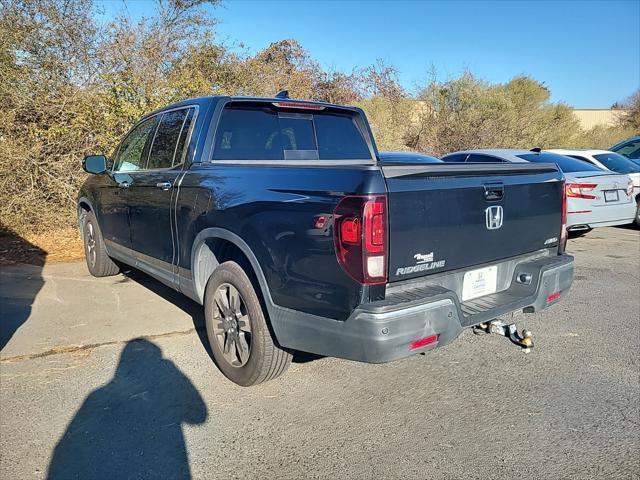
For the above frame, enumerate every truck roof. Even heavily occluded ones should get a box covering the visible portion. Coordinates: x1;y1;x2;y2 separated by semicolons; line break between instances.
144;95;361;120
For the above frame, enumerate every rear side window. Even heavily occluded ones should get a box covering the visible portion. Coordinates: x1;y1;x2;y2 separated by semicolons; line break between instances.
593;152;640;174
148;108;195;169
517;152;601;173
212;104;371;161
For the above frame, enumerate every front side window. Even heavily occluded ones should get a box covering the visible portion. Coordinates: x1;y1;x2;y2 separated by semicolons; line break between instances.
613;140;640;159
147;108;195;169
212;104;371;161
113;117;157;172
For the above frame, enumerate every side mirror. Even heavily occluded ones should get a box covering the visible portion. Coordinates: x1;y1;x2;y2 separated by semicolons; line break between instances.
83;155;108;174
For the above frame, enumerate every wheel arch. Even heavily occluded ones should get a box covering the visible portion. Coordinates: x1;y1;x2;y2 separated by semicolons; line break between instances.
77;196;96;236
190;228;274;311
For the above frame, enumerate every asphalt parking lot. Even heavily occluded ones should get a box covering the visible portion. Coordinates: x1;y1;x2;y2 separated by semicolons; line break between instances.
1;227;638;479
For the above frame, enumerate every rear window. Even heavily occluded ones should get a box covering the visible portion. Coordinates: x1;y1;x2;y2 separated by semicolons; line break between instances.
467;154;505;163
212;104;371;161
148;108;195;169
441;153;468;163
517;152;601;173
593;152;640;174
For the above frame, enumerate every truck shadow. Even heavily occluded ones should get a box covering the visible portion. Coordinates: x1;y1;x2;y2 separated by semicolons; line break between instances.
120;267;324;364
0;225;46;352
47;338;207;480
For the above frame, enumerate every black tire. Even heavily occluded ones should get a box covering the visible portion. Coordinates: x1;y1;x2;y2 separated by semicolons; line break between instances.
567;228;592;239
82;211;120;277
204;261;292;386
634;199;640;228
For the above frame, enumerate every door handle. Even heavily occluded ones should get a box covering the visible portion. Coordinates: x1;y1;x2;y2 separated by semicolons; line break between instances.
156;181;172;190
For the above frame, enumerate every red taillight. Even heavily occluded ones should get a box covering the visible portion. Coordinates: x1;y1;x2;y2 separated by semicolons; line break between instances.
560;181;567;252
566;183;598;199
410;334;439;350
341;218;360;244
364;200;385;252
334;195;388;285
272;101;325;110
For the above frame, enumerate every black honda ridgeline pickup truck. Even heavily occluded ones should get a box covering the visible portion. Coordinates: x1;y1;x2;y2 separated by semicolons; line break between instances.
79;95;574;386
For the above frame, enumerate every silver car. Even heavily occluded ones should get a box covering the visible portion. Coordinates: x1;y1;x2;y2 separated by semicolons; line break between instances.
441;149;636;235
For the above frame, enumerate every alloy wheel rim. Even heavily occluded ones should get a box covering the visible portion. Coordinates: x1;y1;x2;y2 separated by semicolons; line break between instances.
211;283;252;367
86;222;97;267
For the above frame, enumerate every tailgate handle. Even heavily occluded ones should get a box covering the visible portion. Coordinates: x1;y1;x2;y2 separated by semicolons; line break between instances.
483;182;504;201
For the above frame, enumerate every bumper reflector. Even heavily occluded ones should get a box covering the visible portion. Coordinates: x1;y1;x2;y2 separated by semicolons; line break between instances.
546;291;561;302
410;334;439;350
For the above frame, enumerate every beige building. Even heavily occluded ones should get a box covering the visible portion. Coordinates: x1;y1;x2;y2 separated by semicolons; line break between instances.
572;109;628;130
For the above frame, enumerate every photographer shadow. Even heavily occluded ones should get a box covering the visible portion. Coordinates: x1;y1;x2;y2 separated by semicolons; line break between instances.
47;338;207;480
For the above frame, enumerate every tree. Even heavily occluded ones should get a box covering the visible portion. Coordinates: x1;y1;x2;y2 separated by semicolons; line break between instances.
617;90;640;131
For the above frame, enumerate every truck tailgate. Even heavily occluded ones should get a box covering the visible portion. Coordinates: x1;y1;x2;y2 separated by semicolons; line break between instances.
382;163;564;283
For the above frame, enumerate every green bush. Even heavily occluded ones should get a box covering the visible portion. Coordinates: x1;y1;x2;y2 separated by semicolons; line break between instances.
0;0;636;235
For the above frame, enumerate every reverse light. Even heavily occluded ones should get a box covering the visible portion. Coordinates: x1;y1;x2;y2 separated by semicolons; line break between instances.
566;183;598;200
334;195;388;285
627;180;634;197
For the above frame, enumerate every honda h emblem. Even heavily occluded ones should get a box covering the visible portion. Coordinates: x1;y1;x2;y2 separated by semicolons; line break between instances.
485;205;503;230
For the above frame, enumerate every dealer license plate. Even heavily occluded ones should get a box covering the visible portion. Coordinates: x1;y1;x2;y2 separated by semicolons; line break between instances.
462;265;498;301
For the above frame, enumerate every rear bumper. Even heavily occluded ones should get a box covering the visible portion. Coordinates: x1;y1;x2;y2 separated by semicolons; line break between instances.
273;253;573;363
567;200;636;229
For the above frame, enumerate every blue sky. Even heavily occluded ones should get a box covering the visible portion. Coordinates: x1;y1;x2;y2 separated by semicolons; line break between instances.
99;0;640;108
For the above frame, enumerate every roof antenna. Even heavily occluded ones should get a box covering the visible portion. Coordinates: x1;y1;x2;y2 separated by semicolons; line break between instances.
530;147;542;153
275;90;289;99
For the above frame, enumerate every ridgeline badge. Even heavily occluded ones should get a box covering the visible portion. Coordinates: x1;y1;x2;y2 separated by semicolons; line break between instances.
396;252;446;276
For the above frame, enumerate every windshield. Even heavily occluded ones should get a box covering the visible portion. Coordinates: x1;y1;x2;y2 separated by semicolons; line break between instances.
517;152;602;173
593;152;640;174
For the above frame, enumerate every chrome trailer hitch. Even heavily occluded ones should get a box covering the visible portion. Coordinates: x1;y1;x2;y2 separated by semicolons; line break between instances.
473;320;534;353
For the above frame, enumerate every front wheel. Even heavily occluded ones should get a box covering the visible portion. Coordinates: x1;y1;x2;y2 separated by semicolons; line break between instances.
82;211;120;277
204;261;292;386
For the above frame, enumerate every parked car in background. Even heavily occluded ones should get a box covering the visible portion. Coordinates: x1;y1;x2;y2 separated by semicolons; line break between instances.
441;149;636;234
77;96;573;386
547;149;640;227
377;151;442;164
610;135;640;166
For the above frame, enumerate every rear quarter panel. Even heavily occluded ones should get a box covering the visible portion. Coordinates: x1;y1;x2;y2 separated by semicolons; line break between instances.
176;164;387;320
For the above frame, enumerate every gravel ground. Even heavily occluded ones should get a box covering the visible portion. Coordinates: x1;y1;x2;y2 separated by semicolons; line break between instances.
1;226;638;479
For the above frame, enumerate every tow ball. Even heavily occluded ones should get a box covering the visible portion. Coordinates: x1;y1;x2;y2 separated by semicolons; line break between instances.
473;320;534;353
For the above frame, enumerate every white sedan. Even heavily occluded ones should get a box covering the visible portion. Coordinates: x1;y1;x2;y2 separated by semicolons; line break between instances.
547;149;640;227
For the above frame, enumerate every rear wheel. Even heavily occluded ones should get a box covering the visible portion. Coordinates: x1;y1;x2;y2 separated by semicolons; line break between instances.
82;211;120;277
634;199;640;228
204;261;292;386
